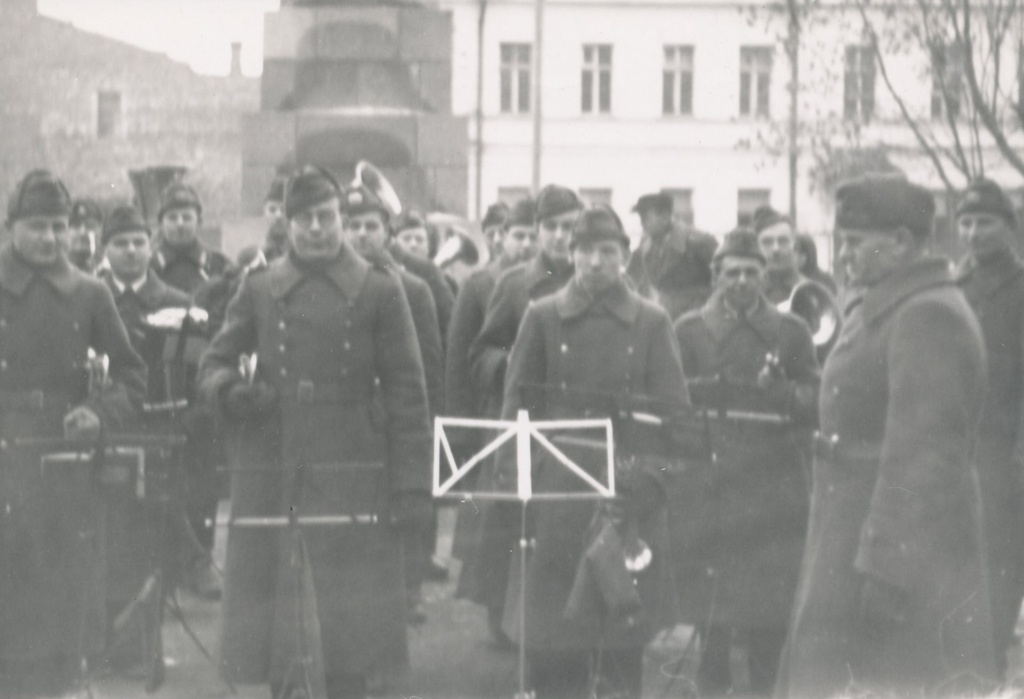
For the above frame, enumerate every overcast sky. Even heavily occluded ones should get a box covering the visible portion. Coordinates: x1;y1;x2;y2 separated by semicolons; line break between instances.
38;0;281;76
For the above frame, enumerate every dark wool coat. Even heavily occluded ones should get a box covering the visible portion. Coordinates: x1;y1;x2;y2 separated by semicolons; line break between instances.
957;251;1024;673
461;253;574;613
672;293;817;629
151;238;229;297
198;246;431;685
497;278;687;652
776;257;997;698
389;242;454;344
625;224;717;321
0;245;145;666
445;257;516;571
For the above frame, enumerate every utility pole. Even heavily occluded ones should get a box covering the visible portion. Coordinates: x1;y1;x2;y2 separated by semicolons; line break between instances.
786;0;800;222
531;0;544;193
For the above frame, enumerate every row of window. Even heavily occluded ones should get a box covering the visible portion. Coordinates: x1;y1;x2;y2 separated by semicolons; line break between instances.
500;41;966;122
495;186;773;227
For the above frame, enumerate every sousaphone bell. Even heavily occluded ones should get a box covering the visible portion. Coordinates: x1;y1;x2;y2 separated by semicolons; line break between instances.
778;279;841;358
353;161;402;217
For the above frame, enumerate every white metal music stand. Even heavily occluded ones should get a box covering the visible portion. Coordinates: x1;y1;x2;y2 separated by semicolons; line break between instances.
434;409;616;699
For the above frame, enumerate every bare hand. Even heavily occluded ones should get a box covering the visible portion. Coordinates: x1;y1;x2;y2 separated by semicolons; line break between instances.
63;406;101;439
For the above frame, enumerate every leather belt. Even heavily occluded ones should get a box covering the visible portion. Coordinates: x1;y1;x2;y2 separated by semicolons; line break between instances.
813;431;882;462
0;389;75;412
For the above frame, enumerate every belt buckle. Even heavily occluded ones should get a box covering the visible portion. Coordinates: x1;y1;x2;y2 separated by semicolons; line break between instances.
297;380;314;404
29;390;44;411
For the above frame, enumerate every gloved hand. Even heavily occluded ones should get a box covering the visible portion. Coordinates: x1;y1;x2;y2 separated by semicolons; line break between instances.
860;575;909;635
64;405;102;440
223;381;277;423
390;491;433;532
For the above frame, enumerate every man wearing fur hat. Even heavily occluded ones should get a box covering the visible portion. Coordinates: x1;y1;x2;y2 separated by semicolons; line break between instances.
447;197;538;646
672;228;818;696
497;206;687;699
776;175;996;697
200;165;431;699
954;177;1024;679
626;192;718;321
0;170;146;694
150;182;229;296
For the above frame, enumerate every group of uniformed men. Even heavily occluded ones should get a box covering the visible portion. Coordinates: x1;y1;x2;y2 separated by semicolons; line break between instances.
0;162;1022;699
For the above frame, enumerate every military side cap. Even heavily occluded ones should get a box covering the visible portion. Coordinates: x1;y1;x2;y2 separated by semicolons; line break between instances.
70;199;102;227
507;198;536;228
632;192;673;215
835;174;935;240
956;177;1017;226
158;182;202;221
102;205;149;246
341;184;389;220
285;165;340;219
7;169;72;224
752;205;791;235
394;209;427;235
482;201;509;230
265;176;286;204
569;206;629;250
713;227;765;265
536;184;582;223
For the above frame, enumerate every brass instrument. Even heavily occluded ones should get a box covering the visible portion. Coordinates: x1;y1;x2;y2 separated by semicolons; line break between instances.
431;213;489;281
778;279;841;357
353;161;402;217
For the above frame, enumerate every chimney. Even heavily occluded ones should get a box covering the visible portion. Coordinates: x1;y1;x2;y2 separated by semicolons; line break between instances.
230;42;242;78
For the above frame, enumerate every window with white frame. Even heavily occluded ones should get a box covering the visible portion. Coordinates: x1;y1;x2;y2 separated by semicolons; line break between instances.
97;90;122;138
663;46;694;116
739;47;772;118
497;187;530;207
500;43;532;114
582;44;613;115
737;189;771;227
580;188;613;208
662;188;694;227
844;45;876;122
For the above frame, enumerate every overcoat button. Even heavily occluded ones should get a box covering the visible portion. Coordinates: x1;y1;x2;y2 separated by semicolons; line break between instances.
280;368;288;377
279;344;286;353
560;343;568;354
278;321;286;330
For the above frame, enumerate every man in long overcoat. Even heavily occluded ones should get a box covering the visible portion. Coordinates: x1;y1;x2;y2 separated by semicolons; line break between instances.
462;185;582;647
497;207;688;699
625;192;718;321
0;170;146;693
775;175;996;697
674;229;818;695
955;177;1024;678
198;166;432;699
447;198;538;642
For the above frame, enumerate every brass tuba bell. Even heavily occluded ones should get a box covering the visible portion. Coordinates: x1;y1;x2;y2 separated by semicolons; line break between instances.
353;161;402;217
778;280;841;357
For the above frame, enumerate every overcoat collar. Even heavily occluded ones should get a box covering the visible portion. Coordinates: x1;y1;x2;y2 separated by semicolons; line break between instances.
105;271;175;310
524;252;573;293
0;243;77;297
861;256;953;326
556;277;640;324
699;289;780;346
955;251;1024;302
267;243;368;302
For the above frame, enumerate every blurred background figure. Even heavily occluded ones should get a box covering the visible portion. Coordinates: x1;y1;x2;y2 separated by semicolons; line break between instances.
393;209;431;260
262;175;289;262
480;201;509;261
69;198;104;272
752;205;803;304
795;233;837;295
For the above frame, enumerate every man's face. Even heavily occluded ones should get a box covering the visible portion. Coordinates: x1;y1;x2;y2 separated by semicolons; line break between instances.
484;225;504;258
538;210;579;262
715;256;765;312
958;212;1014;261
289;198;343;261
501;224;539;264
105;231;152;282
12;215;69;267
640;209;671;236
758;221;797;274
70;219;99;257
395;226;429;259
836;227;904;288
343;210;389;259
159;206;200;247
263;200;283;221
573;239;626;294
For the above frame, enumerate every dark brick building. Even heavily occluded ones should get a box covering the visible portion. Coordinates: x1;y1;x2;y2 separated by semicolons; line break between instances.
0;0;258;220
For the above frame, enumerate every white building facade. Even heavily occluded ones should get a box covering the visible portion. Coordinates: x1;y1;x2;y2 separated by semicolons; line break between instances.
439;0;1024;261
